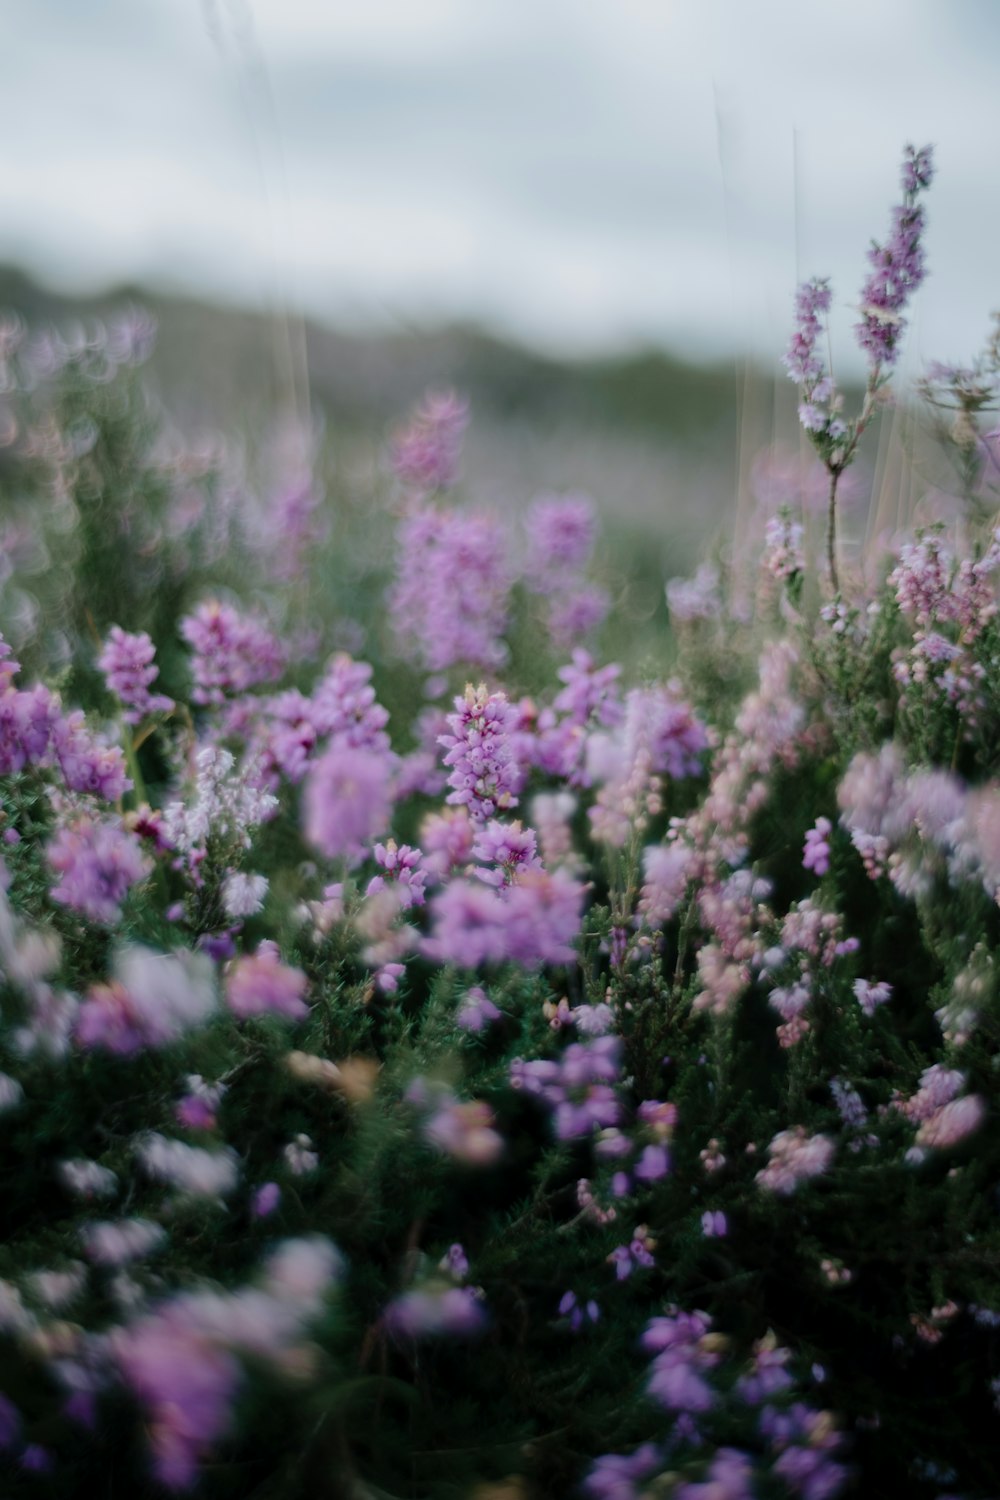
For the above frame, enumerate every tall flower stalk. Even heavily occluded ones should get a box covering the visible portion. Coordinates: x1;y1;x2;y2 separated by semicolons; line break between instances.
784;144;934;593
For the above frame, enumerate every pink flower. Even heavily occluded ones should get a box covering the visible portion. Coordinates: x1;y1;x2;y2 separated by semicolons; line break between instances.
755;1127;835;1195
916;1094;986;1150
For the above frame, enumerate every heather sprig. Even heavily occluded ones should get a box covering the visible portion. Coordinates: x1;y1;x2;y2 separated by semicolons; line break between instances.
785;144;935;592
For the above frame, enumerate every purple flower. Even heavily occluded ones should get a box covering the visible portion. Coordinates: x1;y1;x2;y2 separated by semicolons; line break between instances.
20;1444;53;1474
456;985;501;1032
736;1340;795;1405
252;1182;281;1219
676;1449;754;1500
523;495;608;647
584;1443;661;1500
552;649;623;729
643;1308;719;1416
310;653;391;755
548;585;609;646
0;1393;20;1450
511;1036;621;1138
701;1209;728;1237
558;1290;600;1332
783;277;832;387
383;1285;487;1339
113;1311;243;1488
634;1143;671;1182
440;1243;469;1279
608;1227;656;1281
639;842;692;927
423;1094;504;1166
756;1128;835;1196
525;493;597;574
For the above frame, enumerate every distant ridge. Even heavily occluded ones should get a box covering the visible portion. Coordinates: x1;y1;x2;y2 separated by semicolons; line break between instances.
0;263;748;441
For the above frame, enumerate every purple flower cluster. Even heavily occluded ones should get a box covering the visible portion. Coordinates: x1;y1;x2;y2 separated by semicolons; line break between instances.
642;1307;721;1415
638;841;693;927
423;1094;504;1166
583;1443;662;1500
424;867;585;969
74;945;217;1055
0;639;129;798
180;601;285;707
782;278;839;436
98;625;174;724
760;1402;849;1499
471;818;540;887
112;1238;340;1488
509;1035;621;1139
856;145;934;370
802;818;832;877
48;817;150;926
456;985;501;1032
383;1284;487;1340
365;839;427;908
764;512;806;581
389;505;510;675
558;1289;600;1331
311;653;392;754
595;1098;676;1195
533;650;624;783
666;561;723;624
607;1226;656;1280
225;942;309;1022
390;389;468;494
755;1128;835;1196
439;684;521;822
524;493;608;647
588;685;708;845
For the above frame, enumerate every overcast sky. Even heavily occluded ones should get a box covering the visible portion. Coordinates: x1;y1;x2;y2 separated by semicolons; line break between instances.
2;0;998;374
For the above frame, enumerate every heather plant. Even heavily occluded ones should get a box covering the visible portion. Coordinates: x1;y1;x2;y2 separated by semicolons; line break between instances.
1;143;1000;1500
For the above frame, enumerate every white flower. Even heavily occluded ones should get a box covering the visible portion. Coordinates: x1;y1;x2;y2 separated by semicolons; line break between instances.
221;871;269;919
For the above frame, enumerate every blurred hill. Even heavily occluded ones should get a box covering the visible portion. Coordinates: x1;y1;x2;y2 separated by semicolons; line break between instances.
0;263;814;581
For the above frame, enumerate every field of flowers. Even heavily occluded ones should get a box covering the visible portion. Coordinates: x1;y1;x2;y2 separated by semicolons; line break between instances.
1;145;999;1499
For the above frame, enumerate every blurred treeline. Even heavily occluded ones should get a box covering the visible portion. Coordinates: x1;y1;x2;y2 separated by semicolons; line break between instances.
0;263;800;564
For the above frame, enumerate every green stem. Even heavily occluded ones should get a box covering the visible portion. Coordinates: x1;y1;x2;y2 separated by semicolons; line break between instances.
120;722;147;810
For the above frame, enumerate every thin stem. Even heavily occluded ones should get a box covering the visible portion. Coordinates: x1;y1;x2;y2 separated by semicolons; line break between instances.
120;723;148;810
826;464;841;595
